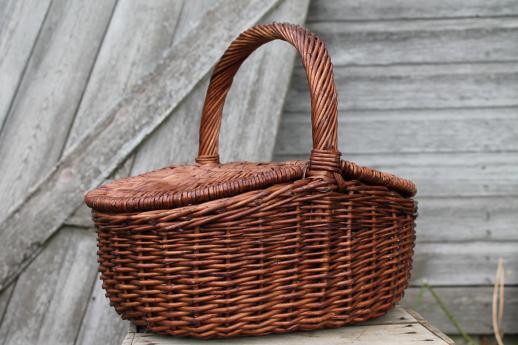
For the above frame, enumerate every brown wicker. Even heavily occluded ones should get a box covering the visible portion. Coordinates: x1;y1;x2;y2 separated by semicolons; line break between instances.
85;23;417;339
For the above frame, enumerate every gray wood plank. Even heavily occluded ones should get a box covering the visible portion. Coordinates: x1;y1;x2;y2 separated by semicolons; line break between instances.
307;0;518;21
276;108;518;155
66;148;136;229
285;63;518;112
131;0;310;173
275;152;518;198
0;0;280;294
0;0;52;129
411;242;518;285
124;308;450;345
124;0;217;172
65;0;184;149
75;275;129;345
0;0;118;223
121;332;134;345
403;286;518;334
70;2;184;344
66;0;310;225
405;310;455;345
61;2;181;343
129;326;449;344
0;283;15;338
63;0;185;229
416;197;518;242
0;228;97;345
307;18;518;66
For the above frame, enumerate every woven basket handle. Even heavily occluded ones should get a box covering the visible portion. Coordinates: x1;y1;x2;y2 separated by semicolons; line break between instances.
196;23;341;178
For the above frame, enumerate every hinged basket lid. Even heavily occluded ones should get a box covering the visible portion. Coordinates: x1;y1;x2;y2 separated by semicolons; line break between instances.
85;161;307;212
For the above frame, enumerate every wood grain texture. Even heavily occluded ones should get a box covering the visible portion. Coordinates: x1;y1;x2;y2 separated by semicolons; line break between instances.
403;287;518;334
65;0;184;149
0;0;52;129
0;0;280;291
275;152;518;198
122;307;452;345
307;18;518;66
416;196;518;242
307;0;518;21
285;63;518;112
66;0;310;223
132;0;310;173
411;242;518;285
128;325;450;345
0;228;97;345
75;275;129;345
0;283;14;340
276;108;518;155
62;2;184;344
0;0;118;223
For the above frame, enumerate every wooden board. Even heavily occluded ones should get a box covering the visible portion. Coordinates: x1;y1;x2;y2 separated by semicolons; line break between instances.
307;18;518;66
59;2;185;344
0;0;281;291
0;284;14;340
285;63;518;112
411;242;518;285
0;228;97;345
403;286;518;334
0;0;118;223
131;0;309;173
75;275;129;345
65;0;184;149
0;0;52;128
121;307;454;345
307;0;518;21
415;196;518;242
276;108;518;155
274;152;518;198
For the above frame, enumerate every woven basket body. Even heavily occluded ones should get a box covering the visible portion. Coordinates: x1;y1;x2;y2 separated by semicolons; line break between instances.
86;23;417;339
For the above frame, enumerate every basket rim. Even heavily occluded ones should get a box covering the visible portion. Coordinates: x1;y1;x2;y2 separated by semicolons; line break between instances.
85;160;416;213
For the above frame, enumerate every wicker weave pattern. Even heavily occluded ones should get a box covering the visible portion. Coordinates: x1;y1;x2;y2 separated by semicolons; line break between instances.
95;178;415;338
88;23;417;339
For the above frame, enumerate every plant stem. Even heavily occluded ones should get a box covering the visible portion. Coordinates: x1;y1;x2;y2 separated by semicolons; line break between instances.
421;281;477;345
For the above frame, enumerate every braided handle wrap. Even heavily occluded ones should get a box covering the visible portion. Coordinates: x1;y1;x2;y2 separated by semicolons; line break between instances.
196;23;340;178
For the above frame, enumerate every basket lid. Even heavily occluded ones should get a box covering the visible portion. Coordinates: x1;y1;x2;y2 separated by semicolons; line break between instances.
85;161;307;212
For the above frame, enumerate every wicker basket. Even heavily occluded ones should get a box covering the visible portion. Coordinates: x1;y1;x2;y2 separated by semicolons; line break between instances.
85;23;417;339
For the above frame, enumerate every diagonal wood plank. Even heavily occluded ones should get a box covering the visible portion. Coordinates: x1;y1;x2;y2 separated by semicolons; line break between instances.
69;2;186;343
65;0;184;149
0;0;52;130
75;275;129;345
0;283;14;340
0;0;280;291
0;0;118;223
0;228;97;345
132;0;310;173
63;0;185;229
